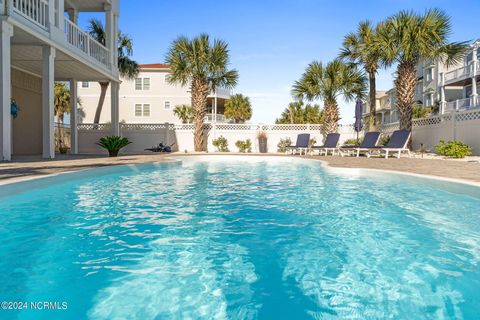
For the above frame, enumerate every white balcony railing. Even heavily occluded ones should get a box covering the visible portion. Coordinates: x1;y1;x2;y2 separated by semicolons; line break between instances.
64;19;110;69
444;98;472;113
12;0;49;29
444;65;473;83
205;114;228;123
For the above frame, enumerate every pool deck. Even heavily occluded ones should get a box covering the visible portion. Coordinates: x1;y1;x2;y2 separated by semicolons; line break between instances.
0;153;479;185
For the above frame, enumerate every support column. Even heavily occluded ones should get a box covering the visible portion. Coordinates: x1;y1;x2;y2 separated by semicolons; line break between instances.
69;79;78;154
472;47;478;107
440;72;446;114
111;81;120;136
42;46;56;159
0;21;13;161
48;0;55;31
67;8;78;23
214;91;218;123
105;4;116;71
56;0;65;30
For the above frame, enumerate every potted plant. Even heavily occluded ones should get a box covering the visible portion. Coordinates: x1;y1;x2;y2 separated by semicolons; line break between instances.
257;131;268;153
96;136;132;157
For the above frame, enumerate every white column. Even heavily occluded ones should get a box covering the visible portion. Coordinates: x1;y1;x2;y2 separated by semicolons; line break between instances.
42;46;56;159
105;5;116;70
0;21;13;161
69;79;78;154
214;91;218;123
471;48;478;107
56;0;65;30
48;0;55;30
440;72;446;114
111;81;120;136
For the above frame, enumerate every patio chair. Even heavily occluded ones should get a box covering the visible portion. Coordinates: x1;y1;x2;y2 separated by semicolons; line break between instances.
339;132;380;157
367;129;411;159
285;133;310;155
310;133;340;156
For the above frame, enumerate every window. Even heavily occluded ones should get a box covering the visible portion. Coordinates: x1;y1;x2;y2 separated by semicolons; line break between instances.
135;104;151;117
143;78;150;90
135;104;143;116
164;101;171;110
425;68;433;82
135;78;151;90
82;81;89;88
135;78;142;90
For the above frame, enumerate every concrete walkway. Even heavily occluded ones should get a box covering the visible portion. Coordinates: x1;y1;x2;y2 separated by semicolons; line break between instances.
0;153;479;184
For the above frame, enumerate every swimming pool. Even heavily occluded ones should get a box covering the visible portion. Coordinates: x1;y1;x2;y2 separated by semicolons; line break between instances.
0;156;479;319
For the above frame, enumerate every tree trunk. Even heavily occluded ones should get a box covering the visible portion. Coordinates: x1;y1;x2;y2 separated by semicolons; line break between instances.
395;62;416;132
322;100;340;136
93;82;110;124
369;72;377;130
191;79;210;151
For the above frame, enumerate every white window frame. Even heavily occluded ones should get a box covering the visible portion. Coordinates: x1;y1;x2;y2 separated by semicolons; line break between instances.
164;101;171;110
135;78;142;91
425;68;434;82
143;78;150;90
81;81;89;88
134;104;151;117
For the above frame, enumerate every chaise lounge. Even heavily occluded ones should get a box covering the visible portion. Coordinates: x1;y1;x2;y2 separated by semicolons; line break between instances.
367;129;411;159
310;133;340;156
339;131;380;157
285;133;310;155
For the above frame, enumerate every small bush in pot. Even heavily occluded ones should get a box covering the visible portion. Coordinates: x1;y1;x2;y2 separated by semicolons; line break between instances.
257;131;268;153
343;138;361;146
435;140;472;158
212;136;229;152
236;139;252;153
277;138;292;153
96;136;131;157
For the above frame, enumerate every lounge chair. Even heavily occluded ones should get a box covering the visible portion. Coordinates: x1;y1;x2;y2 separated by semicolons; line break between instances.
339;132;380;157
310;133;340;156
367;129;411;159
285;133;310;155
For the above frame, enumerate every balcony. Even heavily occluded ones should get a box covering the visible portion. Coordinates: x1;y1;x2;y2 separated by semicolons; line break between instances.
444;97;480;113
444;63;476;85
4;0;114;73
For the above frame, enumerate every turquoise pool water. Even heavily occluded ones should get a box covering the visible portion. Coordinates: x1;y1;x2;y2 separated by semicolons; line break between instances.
0;156;479;319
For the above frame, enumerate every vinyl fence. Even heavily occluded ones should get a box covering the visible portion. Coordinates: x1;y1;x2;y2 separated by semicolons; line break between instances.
78;123;358;154
77;108;480;155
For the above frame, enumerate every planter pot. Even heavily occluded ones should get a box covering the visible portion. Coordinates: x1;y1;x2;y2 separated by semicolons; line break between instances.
258;138;268;153
108;149;119;157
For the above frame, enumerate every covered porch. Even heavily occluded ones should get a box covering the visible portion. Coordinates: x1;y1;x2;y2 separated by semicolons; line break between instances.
1;0;120;161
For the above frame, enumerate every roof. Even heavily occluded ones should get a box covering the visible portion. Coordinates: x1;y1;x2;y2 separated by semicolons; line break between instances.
139;63;170;69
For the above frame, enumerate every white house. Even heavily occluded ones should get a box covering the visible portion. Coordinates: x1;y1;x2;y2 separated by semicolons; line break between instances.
0;0;121;161
78;63;232;124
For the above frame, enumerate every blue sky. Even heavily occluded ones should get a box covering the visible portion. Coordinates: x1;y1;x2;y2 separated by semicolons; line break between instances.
80;0;480;124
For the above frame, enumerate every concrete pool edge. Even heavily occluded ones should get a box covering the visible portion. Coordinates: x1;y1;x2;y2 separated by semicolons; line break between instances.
0;154;479;189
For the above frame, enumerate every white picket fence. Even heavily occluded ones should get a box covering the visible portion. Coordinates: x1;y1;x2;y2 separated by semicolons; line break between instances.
77;108;480;155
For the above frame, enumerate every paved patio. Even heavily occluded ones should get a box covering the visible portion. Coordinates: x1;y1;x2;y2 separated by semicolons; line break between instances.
0;153;479;184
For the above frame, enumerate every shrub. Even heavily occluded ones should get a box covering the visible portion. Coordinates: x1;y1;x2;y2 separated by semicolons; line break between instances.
412;104;430;119
277;138;292;153
378;134;390;146
96;136;131;157
435;140;472;158
235;139;252;153
212;136;229;152
308;138;317;148
343;138;361;146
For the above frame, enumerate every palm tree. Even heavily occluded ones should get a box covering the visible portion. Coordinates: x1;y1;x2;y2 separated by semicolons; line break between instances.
54;82;71;147
87;19;139;124
173;104;194;123
275;101;323;124
378;9;468;131
166;34;238;151
292;60;367;135
340;20;383;130
224;94;252;123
